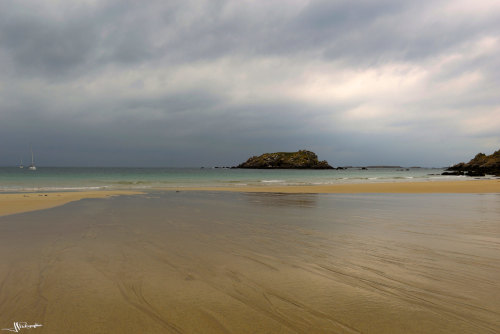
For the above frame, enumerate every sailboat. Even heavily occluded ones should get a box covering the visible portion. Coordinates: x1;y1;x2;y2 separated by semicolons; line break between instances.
19;159;24;169
28;147;36;171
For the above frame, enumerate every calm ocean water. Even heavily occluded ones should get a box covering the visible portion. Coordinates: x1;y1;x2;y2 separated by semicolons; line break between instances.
0;166;462;192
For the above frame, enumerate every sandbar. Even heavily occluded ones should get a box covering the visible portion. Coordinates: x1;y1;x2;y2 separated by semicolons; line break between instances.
2;180;498;217
0;190;142;217
176;179;500;193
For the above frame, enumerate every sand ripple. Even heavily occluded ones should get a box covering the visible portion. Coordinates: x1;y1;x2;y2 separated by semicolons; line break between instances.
0;191;499;333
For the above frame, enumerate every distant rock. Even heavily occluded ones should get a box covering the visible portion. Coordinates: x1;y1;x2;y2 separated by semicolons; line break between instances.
237;150;333;169
444;149;500;176
441;171;464;176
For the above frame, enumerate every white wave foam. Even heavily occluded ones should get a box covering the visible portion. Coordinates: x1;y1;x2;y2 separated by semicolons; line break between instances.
0;186;109;192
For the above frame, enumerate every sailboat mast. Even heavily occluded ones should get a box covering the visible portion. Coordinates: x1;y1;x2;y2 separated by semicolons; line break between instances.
28;146;37;170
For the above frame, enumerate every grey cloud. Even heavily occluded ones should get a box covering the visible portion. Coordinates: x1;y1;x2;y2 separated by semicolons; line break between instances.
0;0;499;167
0;7;98;78
2;0;498;77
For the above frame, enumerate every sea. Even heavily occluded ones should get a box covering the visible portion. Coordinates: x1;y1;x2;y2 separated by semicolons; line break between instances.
0;166;469;192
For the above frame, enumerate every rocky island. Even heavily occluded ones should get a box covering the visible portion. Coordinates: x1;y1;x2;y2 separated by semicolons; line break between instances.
443;149;500;176
237;150;333;169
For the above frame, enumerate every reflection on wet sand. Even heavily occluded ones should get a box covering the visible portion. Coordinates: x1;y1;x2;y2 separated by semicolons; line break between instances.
242;192;319;208
0;191;499;333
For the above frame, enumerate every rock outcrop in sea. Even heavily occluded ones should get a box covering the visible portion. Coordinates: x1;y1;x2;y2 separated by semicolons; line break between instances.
443;149;500;176
237;150;333;169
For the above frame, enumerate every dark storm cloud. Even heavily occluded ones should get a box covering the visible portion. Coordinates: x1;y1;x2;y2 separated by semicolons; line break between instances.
1;0;482;76
0;3;96;78
1;0;497;75
1;0;499;166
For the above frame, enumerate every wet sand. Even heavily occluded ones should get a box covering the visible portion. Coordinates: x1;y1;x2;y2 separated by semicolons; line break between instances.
0;191;499;333
0;190;142;217
1;180;498;218
178;179;500;193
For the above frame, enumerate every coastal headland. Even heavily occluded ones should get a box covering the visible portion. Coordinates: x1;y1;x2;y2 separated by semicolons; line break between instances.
444;149;500;176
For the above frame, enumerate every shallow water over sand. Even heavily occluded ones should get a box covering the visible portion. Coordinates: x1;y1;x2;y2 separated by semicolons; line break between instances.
0;166;452;192
0;192;499;333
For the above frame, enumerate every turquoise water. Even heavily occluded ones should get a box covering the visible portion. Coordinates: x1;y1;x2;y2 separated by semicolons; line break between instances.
0;167;459;192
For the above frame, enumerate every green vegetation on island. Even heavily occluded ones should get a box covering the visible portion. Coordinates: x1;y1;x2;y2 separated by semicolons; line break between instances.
237;150;333;169
444;149;500;176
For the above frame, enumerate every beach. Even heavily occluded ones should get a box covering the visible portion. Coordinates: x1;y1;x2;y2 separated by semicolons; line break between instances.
0;190;142;217
4;0;500;332
0;185;499;333
180;179;500;194
1;179;499;217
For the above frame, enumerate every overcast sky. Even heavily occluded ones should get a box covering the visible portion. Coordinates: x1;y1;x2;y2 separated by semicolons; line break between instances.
1;0;499;167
